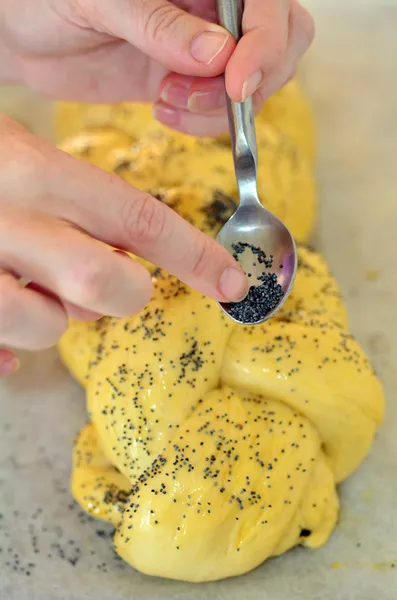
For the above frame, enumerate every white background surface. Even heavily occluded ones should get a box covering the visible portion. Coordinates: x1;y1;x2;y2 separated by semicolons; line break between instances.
0;1;397;599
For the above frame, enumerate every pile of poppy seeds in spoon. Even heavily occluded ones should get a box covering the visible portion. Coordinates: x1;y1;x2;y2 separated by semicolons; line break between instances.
222;242;284;324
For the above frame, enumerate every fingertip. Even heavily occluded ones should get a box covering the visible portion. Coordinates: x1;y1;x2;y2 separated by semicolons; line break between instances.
63;301;103;322
153;101;181;129
112;253;153;317
153;102;230;137
225;28;287;101
0;350;20;377
219;266;249;302
241;69;263;102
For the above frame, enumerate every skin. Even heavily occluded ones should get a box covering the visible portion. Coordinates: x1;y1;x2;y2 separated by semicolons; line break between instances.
0;0;314;376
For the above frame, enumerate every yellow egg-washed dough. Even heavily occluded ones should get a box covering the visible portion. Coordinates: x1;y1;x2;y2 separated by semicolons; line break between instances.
56;80;384;583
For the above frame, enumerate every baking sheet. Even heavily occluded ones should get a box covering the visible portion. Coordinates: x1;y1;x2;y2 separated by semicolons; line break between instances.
1;1;397;598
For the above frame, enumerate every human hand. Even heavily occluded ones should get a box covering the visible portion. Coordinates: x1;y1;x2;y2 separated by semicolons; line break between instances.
1;0;314;136
0;116;248;376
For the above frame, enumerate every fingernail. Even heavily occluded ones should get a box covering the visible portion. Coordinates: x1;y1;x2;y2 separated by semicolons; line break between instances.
190;30;229;65
219;267;248;302
0;355;20;377
242;69;263;101
188;90;226;113
153;102;180;128
160;82;190;109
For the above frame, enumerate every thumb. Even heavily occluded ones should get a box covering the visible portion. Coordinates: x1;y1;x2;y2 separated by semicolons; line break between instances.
80;0;235;76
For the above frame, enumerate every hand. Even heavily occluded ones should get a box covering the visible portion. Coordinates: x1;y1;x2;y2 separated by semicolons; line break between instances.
1;0;314;136
0;116;248;376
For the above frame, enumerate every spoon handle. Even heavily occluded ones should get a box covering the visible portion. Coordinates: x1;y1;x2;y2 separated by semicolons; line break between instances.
216;0;259;203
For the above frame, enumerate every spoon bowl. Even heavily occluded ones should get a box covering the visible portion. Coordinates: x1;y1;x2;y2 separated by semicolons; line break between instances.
217;203;297;324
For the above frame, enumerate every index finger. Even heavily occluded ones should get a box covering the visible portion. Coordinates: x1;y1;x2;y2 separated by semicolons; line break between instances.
43;143;248;303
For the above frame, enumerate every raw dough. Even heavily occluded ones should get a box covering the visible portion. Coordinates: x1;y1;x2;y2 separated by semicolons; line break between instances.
56;80;384;582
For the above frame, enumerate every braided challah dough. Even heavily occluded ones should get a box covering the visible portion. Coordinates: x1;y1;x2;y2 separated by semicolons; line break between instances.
57;79;384;582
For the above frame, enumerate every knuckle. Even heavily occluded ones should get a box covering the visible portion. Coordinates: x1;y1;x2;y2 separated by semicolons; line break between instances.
122;194;166;246
143;3;185;42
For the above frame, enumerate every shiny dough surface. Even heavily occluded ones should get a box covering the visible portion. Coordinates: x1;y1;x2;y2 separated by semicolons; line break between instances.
56;80;384;582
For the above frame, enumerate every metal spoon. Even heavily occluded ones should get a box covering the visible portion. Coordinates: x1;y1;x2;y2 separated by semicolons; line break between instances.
215;0;297;325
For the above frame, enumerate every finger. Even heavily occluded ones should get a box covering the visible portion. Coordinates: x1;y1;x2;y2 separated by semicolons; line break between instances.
0;210;153;318
155;2;314;116
225;0;314;102
153;93;262;137
38;146;248;302
0;270;68;350
224;0;289;102
253;2;315;104
79;0;235;76
153;101;227;135
0;348;19;376
26;282;102;322
159;73;226;114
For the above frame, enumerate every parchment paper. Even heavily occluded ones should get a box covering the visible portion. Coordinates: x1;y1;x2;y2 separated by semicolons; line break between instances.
1;2;397;598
